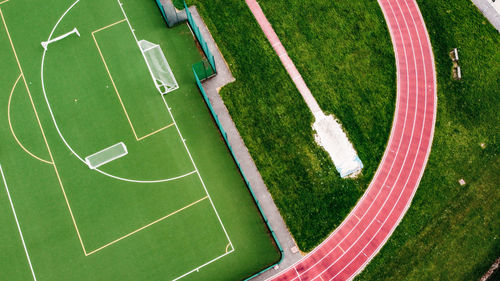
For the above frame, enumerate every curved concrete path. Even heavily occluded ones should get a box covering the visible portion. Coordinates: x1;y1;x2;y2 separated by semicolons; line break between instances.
245;0;437;280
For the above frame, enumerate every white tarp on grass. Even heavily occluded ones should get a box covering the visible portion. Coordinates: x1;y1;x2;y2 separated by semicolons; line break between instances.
313;113;363;178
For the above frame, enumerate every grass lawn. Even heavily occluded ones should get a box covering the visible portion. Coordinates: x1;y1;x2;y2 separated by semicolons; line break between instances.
355;0;500;280
184;0;396;252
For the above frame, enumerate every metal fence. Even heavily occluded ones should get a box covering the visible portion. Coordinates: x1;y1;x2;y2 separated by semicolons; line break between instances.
154;0;186;27
185;1;216;73
192;68;284;271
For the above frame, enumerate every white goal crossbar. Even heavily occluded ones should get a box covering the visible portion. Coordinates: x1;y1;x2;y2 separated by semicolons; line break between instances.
85;142;128;169
138;40;179;95
41;27;80;50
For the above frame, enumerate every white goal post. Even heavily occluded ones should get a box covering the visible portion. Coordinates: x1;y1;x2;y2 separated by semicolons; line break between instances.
85;142;128;169
138;40;179;95
41;27;80;50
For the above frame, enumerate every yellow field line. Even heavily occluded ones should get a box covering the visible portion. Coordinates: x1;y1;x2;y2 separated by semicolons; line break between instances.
91;23;140;140
136;123;174;141
0;0;10;6
86;196;209;256
1;8;88;255
8;74;53;165
93;18;126;33
92;19;171;141
225;243;231;253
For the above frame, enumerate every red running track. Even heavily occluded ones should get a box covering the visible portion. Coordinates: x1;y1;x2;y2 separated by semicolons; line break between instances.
245;0;437;280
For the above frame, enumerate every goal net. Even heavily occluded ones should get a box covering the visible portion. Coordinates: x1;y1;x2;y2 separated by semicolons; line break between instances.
85;142;128;169
139;40;179;94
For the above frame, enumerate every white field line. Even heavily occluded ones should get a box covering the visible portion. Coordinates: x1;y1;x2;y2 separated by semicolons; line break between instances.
172;249;235;281
39;0;232;268
327;0;426;279
160;94;235;265
273;1;415;279
40;0;189;183
0;165;37;281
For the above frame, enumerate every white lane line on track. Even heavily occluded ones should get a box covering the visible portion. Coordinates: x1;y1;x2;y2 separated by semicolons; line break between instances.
344;1;436;279
266;0;436;279
330;1;435;280
327;0;426;279
267;3;412;276
323;1;422;277
281;1;415;278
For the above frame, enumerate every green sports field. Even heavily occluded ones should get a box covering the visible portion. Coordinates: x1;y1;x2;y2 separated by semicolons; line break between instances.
0;0;280;280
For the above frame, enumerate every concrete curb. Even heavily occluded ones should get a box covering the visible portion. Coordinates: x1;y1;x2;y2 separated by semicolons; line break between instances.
471;0;500;32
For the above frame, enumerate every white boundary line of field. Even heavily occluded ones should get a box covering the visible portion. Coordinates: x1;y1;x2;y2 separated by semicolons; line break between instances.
0;164;37;281
38;0;235;273
120;1;236;274
173;249;235;281
160;88;235;278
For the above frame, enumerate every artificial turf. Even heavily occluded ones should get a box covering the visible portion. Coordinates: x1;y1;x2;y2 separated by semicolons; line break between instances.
0;0;280;280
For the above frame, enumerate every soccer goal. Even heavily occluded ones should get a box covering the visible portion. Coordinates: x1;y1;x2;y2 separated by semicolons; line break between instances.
85;142;128;169
139;40;179;95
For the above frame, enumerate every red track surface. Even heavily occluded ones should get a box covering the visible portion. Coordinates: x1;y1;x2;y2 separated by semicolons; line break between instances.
246;0;437;280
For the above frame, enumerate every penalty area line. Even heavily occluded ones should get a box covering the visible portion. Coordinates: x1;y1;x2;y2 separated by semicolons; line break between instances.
136;123;174;141
0;164;37;281
85;196;209;256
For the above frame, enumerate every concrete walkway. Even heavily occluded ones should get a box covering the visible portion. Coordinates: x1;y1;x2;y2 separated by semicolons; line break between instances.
188;7;303;280
472;0;500;32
